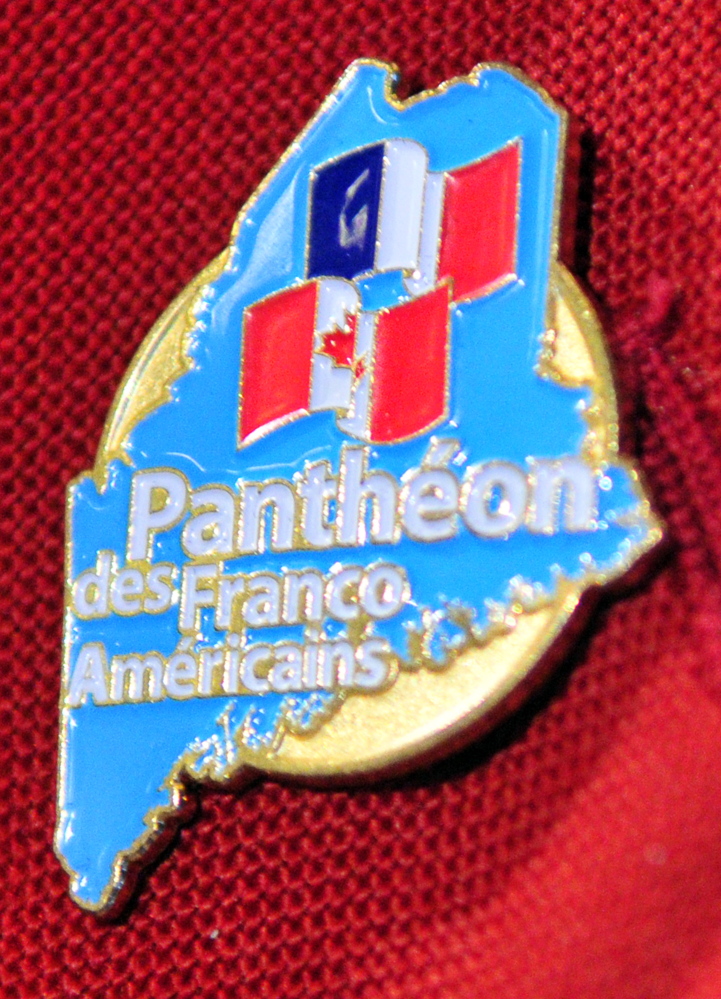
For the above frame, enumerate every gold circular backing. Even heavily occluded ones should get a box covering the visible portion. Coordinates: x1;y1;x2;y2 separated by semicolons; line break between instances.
98;258;621;780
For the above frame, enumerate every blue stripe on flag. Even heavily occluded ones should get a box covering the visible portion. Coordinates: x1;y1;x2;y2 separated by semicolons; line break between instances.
307;143;384;280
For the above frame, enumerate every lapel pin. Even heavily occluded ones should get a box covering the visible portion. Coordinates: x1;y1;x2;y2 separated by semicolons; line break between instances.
57;60;661;913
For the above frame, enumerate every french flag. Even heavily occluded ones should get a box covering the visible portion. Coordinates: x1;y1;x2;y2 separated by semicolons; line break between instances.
239;138;520;447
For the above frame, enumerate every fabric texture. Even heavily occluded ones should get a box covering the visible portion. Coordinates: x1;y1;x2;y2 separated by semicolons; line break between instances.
3;1;721;996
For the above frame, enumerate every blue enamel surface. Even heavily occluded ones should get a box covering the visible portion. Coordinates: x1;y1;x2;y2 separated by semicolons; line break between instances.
58;63;654;907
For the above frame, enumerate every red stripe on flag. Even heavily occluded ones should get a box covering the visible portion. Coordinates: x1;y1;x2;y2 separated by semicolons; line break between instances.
239;281;318;443
370;283;450;443
438;142;520;301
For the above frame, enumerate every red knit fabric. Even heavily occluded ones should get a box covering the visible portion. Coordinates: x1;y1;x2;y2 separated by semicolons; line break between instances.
3;2;721;996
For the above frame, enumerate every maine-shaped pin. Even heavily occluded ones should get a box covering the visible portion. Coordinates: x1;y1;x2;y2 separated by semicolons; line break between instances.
57;61;661;913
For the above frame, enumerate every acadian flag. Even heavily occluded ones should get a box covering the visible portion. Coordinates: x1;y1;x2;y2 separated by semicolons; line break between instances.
239;138;520;447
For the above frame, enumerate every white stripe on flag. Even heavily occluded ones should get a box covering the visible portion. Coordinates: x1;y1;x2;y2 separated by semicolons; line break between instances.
376;139;428;274
309;279;359;414
337;311;376;440
404;170;445;297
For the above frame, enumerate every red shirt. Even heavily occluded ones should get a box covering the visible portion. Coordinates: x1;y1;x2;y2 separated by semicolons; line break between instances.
3;2;721;996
